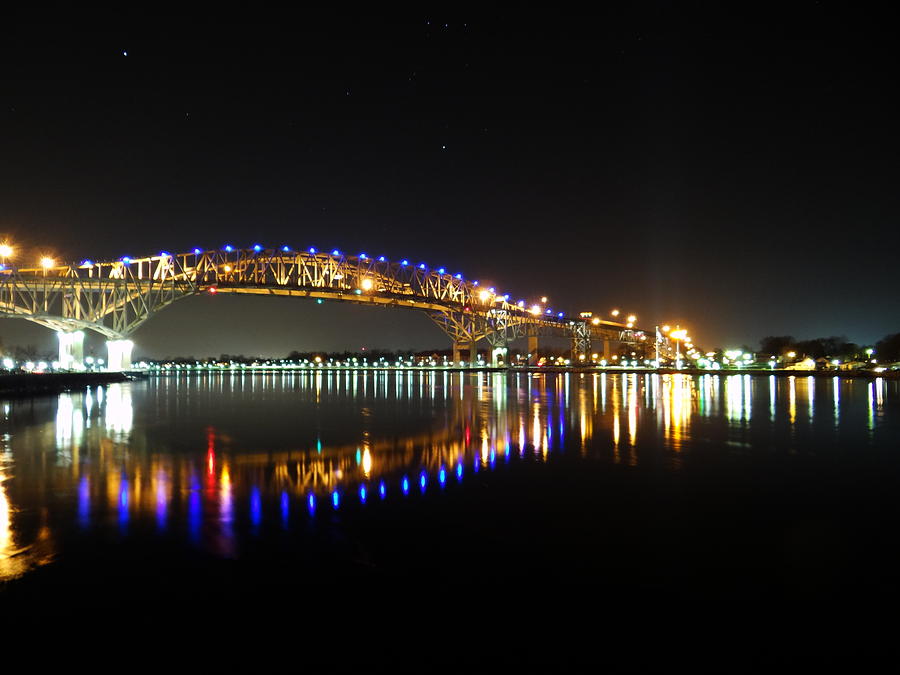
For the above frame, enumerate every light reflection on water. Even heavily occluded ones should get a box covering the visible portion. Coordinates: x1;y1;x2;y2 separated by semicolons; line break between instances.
0;371;897;581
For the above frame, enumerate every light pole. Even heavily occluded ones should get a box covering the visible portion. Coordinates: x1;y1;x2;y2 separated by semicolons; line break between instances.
670;328;687;369
0;243;12;269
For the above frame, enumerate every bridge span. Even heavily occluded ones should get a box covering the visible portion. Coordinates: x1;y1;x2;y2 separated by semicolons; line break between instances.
0;246;645;370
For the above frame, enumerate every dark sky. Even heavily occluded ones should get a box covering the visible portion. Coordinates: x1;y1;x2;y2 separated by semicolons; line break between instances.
1;7;897;358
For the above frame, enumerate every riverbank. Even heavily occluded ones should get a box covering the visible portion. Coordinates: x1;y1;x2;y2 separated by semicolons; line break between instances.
143;366;900;379
0;371;136;396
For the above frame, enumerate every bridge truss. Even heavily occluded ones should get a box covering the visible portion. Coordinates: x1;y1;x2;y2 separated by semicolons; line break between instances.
0;248;641;369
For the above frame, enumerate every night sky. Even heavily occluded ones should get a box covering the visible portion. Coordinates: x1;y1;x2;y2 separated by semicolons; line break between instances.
1;8;897;358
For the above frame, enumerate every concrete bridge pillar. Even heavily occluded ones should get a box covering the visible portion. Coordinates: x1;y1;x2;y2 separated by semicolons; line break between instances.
491;346;508;368
57;330;86;371
452;341;477;366
106;339;134;372
603;340;612;360
527;336;539;365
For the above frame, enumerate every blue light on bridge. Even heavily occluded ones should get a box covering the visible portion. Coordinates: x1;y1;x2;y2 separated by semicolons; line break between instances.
379;480;386;498
316;299;324;304
253;244;263;252
282;245;290;252
419;471;427;493
438;267;445;274
309;247;317;254
439;466;446;486
401;259;409;266
307;493;316;514
455;273;462;279
359;253;367;259
224;245;233;252
456;463;463;480
193;248;202;255
359;484;367;504
419;263;426;269
546;309;552;315
332;249;341;256
558;312;564;318
332;490;340;509
121;256;132;264
401;476;410;495
81;259;93;267
159;251;170;257
473;280;479;286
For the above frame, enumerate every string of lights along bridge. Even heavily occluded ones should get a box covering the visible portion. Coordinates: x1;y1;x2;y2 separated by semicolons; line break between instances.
0;242;696;371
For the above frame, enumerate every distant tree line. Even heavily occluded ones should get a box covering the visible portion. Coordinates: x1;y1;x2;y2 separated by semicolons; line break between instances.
757;332;900;362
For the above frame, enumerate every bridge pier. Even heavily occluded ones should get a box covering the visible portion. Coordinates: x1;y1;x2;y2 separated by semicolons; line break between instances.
452;341;477;366
603;339;612;361
527;336;539;365
491;345;508;368
57;330;86;371
106;339;134;372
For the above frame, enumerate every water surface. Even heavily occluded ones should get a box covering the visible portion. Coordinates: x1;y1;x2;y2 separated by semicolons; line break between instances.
2;372;899;612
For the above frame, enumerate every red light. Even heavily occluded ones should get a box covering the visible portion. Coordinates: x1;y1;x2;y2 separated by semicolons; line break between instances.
208;287;218;294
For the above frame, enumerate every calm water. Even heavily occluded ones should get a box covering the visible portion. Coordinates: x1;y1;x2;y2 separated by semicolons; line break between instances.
2;371;899;617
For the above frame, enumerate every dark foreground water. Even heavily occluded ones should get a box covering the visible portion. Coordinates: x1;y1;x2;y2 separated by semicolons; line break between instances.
2;372;899;649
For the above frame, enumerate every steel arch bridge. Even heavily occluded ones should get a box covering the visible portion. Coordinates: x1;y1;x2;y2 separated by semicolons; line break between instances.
0;247;642;369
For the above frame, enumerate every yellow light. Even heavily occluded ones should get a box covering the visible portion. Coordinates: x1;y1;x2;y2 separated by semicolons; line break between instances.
479;290;491;302
661;325;671;333
0;244;12;258
222;264;232;272
540;296;548;303
530;304;541;316
627;314;636;323
787;351;796;358
626;322;634;328
670;329;687;340
591;317;600;325
40;257;55;269
361;278;373;291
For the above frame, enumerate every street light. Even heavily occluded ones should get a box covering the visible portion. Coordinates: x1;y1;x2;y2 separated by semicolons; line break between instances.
670;329;688;369
0;243;12;260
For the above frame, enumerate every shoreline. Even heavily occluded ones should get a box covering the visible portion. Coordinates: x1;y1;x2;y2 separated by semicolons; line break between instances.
139;366;899;379
0;371;135;397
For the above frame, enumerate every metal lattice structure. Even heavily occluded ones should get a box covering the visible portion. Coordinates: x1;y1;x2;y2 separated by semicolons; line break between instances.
0;247;640;358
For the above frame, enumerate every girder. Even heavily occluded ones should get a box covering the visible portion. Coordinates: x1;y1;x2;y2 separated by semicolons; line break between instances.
0;248;646;349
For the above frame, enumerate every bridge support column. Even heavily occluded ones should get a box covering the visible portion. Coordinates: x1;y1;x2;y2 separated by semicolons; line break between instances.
452;341;477;366
491;346;508;368
527;336;539;365
57;330;85;371
603;340;612;360
106;339;134;372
